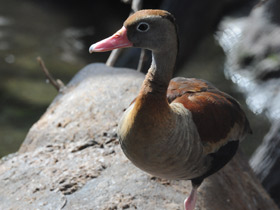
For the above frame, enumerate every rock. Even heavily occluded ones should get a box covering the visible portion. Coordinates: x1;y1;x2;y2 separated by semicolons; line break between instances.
250;123;280;207
0;63;278;210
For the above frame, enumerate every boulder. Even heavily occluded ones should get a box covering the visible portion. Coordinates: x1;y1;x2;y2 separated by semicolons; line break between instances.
0;63;278;209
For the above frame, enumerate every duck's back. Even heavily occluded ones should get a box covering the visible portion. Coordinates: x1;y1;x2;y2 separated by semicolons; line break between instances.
167;77;252;154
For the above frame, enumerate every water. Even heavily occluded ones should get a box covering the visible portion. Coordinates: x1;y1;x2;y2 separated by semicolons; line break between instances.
0;0;129;157
219;16;280;122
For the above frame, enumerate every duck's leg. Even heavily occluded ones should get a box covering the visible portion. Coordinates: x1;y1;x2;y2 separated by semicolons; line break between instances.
184;141;240;209
184;178;203;210
184;186;198;210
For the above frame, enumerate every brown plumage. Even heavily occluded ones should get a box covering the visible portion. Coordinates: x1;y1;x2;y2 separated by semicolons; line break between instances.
168;77;251;153
89;9;251;210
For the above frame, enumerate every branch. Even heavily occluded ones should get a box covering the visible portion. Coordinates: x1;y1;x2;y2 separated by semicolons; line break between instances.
106;49;124;67
37;57;65;92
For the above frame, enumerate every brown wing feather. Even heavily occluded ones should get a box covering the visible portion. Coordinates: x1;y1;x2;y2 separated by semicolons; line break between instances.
167;77;251;145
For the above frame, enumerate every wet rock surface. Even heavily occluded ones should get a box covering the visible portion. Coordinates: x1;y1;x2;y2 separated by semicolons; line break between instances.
218;0;280;206
0;63;278;210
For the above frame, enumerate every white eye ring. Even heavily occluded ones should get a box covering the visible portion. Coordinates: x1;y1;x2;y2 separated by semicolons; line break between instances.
136;22;150;32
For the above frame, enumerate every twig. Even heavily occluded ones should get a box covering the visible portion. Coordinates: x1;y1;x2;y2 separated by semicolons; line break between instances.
131;0;145;71
131;0;143;13
106;49;124;67
106;0;143;67
37;56;65;92
137;49;149;72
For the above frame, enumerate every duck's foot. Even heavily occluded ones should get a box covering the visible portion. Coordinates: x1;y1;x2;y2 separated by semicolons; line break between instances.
184;187;197;210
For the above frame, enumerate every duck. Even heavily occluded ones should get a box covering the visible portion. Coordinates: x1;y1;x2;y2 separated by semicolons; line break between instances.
89;9;251;210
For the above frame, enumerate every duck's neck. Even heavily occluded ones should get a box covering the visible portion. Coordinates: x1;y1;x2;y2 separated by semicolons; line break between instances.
125;49;178;143
140;49;177;98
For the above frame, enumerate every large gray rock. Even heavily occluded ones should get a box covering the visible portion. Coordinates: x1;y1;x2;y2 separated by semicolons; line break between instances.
0;63;278;210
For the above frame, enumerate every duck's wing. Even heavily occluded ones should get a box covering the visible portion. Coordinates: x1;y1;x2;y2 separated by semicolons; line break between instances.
167;77;252;154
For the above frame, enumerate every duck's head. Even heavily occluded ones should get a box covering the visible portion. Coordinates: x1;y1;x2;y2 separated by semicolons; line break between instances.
89;10;178;53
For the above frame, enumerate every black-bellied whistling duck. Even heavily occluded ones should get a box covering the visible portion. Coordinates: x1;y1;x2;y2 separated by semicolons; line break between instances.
89;9;251;210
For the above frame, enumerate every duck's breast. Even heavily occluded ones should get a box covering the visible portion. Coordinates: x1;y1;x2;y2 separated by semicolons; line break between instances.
118;102;209;180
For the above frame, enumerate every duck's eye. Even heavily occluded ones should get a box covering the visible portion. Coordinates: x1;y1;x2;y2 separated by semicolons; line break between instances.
136;22;150;32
